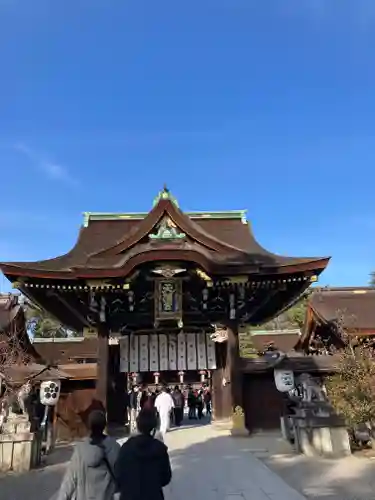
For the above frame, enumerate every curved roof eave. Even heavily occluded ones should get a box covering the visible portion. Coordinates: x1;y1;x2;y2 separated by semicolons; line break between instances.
0;254;330;281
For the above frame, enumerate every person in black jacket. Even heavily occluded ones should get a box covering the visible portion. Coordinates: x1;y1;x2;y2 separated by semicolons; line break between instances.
172;386;184;427
115;408;172;500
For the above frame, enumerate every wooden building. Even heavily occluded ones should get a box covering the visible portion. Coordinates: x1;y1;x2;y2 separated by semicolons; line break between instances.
299;287;375;353
0;188;329;427
31;337;99;440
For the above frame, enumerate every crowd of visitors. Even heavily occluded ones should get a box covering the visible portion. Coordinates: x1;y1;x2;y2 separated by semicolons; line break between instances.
126;383;212;432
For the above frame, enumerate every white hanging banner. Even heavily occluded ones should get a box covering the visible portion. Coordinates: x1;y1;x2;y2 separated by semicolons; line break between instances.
119;336;129;373
129;335;139;372
177;332;187;370
187;333;197;370
149;334;159;372
274;369;295;392
159;334;168;371
197;333;207;370
139;335;149;372
168;335;177;370
206;333;217;370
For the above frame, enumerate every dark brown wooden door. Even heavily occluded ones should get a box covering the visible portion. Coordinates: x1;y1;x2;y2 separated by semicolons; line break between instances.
243;373;283;431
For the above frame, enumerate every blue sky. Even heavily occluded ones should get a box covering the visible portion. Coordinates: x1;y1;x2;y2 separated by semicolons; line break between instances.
0;0;375;291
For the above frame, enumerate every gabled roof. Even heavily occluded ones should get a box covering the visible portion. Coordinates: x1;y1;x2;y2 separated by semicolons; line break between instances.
0;188;330;280
308;287;375;331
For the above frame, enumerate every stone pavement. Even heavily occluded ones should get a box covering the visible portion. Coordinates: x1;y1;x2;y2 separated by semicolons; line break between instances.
242;431;375;500
163;423;307;500
0;422;307;500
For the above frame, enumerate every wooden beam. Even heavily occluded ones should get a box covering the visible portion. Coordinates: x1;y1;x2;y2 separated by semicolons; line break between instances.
48;291;91;328
96;323;109;411
226;321;243;410
245;289;279;323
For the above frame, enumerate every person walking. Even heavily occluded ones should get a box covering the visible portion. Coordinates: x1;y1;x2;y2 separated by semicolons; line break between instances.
57;410;120;500
187;387;197;419
154;386;174;437
204;387;212;416
196;389;204;420
115;408;172;500
140;385;149;409
172;385;184;427
129;386;141;433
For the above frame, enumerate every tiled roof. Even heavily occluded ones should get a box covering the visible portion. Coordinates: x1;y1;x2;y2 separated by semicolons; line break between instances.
33;337;97;364
0;195;329;276
309;287;375;330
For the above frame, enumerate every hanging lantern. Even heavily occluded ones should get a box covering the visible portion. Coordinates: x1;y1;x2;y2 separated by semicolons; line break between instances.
153;372;160;384
199;370;206;383
178;371;185;383
274;369;295;392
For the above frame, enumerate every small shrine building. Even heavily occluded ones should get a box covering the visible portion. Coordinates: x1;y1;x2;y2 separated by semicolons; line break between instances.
0;188;329;424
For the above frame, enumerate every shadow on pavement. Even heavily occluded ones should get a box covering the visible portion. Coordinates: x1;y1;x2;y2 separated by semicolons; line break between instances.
2;418;372;500
263;451;375;500
0;417;212;500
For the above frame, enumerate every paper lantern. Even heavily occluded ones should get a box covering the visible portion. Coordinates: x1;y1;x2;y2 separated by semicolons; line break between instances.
40;380;61;406
274;369;295;392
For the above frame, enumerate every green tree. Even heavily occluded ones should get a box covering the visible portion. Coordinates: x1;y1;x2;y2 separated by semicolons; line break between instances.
259;293;309;331
24;301;77;338
326;343;375;433
285;298;308;329
370;271;375;287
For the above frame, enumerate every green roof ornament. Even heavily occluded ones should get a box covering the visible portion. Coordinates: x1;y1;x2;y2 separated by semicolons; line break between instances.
149;216;186;241
152;185;179;208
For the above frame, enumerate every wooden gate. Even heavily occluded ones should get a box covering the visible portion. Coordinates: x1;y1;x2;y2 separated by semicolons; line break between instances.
242;373;283;431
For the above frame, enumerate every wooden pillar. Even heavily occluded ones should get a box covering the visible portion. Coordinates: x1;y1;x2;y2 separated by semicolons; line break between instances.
211;343;225;420
96;323;109;412
227;322;243;411
212;322;242;422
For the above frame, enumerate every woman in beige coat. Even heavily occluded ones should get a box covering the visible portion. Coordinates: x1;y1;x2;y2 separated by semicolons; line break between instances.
57;410;120;500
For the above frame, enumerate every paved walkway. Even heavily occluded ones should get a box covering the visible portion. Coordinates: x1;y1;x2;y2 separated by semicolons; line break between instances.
163;423;307;500
239;431;375;500
0;422;307;500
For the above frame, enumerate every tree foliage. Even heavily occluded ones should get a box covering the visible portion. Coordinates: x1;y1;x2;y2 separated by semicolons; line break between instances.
326;343;375;429
239;294;309;357
257;292;309;331
24;301;79;338
370;271;375;287
0;322;30;399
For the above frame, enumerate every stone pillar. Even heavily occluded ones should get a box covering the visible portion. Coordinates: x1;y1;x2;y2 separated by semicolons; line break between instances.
96;323;109;412
0;415;42;472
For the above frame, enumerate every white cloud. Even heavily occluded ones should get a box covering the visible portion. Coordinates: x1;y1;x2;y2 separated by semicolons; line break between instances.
13;143;79;187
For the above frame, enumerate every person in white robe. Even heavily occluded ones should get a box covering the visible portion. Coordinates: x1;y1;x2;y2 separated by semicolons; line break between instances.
155;387;175;437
